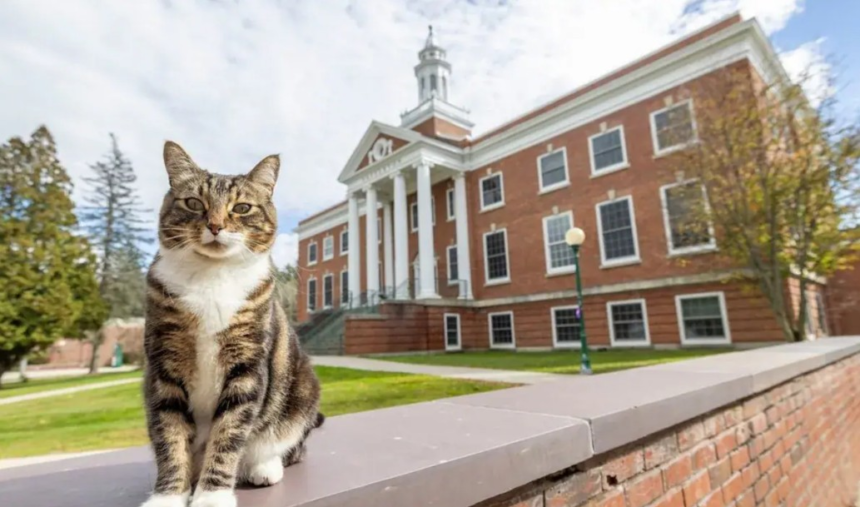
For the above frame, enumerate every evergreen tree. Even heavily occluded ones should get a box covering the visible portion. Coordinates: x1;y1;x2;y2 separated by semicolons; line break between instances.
79;133;151;372
0;127;107;386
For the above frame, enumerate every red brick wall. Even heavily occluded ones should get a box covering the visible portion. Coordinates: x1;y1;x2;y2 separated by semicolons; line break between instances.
481;352;860;507
343;280;784;353
827;266;860;336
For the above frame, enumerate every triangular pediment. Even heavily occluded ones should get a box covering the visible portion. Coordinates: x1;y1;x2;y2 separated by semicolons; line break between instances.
337;121;423;182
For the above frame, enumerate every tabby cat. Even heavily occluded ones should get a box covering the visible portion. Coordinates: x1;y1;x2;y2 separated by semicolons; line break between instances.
141;142;322;507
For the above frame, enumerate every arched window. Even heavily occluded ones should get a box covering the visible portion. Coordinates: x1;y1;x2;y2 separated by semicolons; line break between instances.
421;77;425;92
430;74;438;92
442;76;448;99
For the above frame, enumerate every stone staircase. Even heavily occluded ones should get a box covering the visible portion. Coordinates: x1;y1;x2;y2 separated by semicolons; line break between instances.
296;308;346;355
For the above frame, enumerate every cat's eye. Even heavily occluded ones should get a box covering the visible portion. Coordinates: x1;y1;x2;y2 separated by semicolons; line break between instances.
232;203;252;214
185;198;205;211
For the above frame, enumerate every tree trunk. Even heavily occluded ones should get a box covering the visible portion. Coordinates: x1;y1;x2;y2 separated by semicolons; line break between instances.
87;329;103;374
18;358;28;383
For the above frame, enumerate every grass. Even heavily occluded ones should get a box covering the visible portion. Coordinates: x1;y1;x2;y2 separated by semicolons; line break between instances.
0;370;143;399
378;348;731;375
0;366;509;459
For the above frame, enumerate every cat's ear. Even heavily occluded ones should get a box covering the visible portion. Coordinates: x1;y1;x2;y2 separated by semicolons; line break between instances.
247;154;280;196
163;141;202;187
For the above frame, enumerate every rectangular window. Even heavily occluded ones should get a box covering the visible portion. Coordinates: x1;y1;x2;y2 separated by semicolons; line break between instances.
480;173;504;211
444;313;461;350
589;127;628;174
483;229;510;284
307;278;317;313
307;242;318;265
447;245;458;283
597;197;639;265
340;271;349;305
410;199;435;232
323;274;333;308
608;300;649;346
552;306;581;347
488;312;515;348
676;292;731;344
537;148;569;191
651;100;696;154
543;212;576;274
661;180;715;255
446;188;455;221
340;230;348;255
322;236;334;261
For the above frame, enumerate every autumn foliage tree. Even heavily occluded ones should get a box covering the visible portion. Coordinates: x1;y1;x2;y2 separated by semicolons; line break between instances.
0;127;107;386
665;64;860;341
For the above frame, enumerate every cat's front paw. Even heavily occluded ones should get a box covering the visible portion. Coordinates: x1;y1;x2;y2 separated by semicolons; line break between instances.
140;491;190;507
189;489;236;507
246;457;284;487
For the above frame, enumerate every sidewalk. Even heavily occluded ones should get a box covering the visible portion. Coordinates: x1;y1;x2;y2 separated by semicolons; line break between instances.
0;378;142;406
1;365;138;385
311;355;569;384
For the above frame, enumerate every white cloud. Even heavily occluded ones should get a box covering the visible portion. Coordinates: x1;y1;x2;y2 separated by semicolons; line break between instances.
272;232;300;269
779;38;834;107
0;0;809;265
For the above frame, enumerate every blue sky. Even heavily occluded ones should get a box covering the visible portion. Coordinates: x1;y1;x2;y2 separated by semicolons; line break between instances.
0;1;853;267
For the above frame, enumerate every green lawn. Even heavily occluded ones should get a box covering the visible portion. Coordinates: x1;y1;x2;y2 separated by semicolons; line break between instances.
0;366;509;459
378;348;731;375
0;370;143;399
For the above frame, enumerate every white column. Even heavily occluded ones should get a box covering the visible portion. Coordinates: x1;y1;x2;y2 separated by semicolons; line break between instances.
416;161;438;298
383;201;394;295
454;173;473;299
347;193;360;308
393;171;410;300
365;186;380;301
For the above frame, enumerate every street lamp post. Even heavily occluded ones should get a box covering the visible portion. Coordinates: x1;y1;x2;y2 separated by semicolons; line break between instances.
565;227;592;375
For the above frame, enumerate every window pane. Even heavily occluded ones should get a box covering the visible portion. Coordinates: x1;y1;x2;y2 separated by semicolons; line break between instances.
600;200;636;260
592;130;625;171
655;103;694;150
482;175;502;207
446;316;459;346
665;184;711;249
447;189;455;218
611;303;646;341
545;215;575;270
309;244;317;262
554;308;581;343
308;280;317;311
448;247;458;281
540;151;567;188
411;203;418;230
485;231;508;280
491;314;513;345
341;231;348;253
341;272;349;303
324;277;333;307
681;296;726;339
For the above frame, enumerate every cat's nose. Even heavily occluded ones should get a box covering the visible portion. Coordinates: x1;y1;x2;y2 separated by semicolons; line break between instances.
208;224;224;235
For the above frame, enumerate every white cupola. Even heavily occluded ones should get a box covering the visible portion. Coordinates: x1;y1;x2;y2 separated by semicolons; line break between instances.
415;25;452;103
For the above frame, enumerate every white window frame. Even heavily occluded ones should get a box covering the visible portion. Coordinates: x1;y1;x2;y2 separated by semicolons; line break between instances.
410;198;435;233
340;269;349;305
551;305;581;349
307;241;318;266
588;126;629;176
660;179;717;256
339;229;348;256
444;313;461;351
479;172;505;212
536;147;570;194
483;228;511;286
542;211;576;276
446;187;455;221
675;291;731;345
307;277;317;313
322;236;334;261
650;99;698;156
595;196;641;268
488;311;516;349
446;244;458;285
322;273;334;309
607;299;651;347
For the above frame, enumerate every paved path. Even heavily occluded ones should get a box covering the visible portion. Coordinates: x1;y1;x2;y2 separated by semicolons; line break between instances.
1;365;138;384
311;355;569;384
0;378;142;406
0;449;120;471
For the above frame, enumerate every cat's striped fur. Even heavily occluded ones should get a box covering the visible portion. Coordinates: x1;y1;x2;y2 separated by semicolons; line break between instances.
141;142;322;507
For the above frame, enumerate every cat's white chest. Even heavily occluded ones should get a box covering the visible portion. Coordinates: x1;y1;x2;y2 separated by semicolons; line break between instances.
152;249;271;449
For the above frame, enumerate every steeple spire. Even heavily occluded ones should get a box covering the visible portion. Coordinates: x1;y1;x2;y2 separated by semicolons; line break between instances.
425;25;436;49
415;25;451;103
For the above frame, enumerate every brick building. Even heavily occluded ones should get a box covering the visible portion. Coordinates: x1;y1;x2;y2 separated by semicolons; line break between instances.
294;15;838;354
